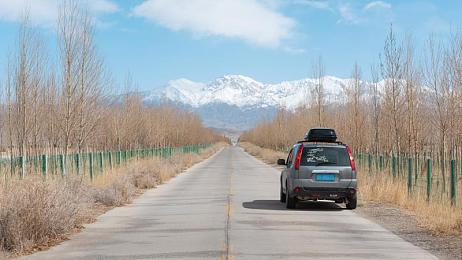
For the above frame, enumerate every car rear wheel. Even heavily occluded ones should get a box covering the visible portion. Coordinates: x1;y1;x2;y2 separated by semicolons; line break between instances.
285;184;297;209
346;195;357;210
280;183;286;203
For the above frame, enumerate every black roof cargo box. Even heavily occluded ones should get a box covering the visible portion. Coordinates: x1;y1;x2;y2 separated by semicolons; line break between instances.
304;128;337;143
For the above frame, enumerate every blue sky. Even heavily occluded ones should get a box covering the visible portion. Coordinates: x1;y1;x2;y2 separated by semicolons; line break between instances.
0;0;460;91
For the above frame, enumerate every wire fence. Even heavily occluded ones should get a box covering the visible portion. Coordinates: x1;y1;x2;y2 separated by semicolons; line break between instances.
274;145;461;207
1;144;211;181
355;152;461;208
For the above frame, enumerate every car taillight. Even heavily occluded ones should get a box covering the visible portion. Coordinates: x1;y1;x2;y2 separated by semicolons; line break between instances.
346;145;356;172
294;144;303;170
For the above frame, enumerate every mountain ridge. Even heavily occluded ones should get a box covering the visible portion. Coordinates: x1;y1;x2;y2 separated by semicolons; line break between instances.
142;75;371;131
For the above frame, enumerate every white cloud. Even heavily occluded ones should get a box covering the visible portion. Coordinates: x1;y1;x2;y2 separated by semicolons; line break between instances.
132;0;296;48
0;0;119;26
336;1;392;25
290;0;330;10
283;46;306;54
364;1;391;11
338;3;360;24
0;0;57;24
88;0;120;14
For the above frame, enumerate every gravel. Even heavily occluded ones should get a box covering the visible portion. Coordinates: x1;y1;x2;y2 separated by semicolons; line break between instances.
357;201;462;260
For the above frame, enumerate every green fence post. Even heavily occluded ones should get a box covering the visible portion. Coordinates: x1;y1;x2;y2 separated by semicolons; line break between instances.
414;155;419;185
59;154;66;177
368;154;372;175
99;152;104;172
109;152;113;170
9;158;14;177
19;156;25;179
407;157;412;194
89;153;94;180
427;159;432;202
75;153;80;174
450;160;456;206
379;155;383;172
392;155;396;178
41;154;47;178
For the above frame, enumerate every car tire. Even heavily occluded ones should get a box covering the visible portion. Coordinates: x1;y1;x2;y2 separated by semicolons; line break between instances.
346;195;357;210
285;184;297;209
280;183;286;203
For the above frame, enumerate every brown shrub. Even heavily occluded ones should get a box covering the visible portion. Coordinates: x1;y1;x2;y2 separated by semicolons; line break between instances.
239;142;287;165
0;177;84;253
0;142;226;255
91;174;136;207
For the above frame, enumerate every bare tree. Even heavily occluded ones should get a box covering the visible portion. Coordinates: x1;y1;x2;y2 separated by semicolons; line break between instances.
311;56;325;126
7;15;47;159
402;34;422;159
58;0;82;154
445;32;462;159
0;1;224;179
423;35;449;191
381;25;404;174
75;9;109;152
344;62;364;150
370;64;381;155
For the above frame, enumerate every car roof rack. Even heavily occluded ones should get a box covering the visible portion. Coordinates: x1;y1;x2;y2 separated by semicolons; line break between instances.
304;127;337;142
296;140;345;145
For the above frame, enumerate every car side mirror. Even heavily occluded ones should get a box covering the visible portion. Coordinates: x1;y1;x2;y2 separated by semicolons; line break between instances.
277;159;286;166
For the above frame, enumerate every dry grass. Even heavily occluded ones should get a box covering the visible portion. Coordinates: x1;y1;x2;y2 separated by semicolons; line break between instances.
359;172;462;235
239;142;287;165
241;142;462;235
0;143;226;257
0;177;86;253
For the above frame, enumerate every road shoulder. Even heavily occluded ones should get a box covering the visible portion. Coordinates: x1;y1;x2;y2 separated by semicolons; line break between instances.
355;202;461;260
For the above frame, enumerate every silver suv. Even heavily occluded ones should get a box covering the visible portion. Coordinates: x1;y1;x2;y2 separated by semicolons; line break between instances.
277;128;357;209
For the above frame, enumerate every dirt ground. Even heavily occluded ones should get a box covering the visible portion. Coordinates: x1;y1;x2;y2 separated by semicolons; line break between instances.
357;201;462;260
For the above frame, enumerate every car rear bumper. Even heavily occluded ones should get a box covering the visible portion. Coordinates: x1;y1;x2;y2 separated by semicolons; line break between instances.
292;187;357;201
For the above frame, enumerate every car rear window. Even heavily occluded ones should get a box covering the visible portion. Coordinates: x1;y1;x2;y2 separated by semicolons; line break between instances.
300;146;350;166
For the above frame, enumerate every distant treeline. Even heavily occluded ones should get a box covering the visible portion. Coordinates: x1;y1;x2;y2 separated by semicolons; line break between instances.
0;1;225;159
241;25;462;165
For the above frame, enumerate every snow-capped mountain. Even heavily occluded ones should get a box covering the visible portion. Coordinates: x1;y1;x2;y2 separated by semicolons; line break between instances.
145;75;357;110
143;75;368;131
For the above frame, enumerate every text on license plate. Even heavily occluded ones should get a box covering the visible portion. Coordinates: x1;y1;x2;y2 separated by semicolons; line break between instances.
316;174;335;181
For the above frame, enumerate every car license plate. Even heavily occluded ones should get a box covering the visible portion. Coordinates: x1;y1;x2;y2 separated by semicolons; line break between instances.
316;174;335;182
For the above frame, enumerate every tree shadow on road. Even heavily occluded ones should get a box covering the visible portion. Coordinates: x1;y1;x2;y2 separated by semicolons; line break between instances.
242;200;344;211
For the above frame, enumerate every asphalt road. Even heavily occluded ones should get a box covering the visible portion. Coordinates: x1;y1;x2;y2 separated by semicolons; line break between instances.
25;146;437;260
